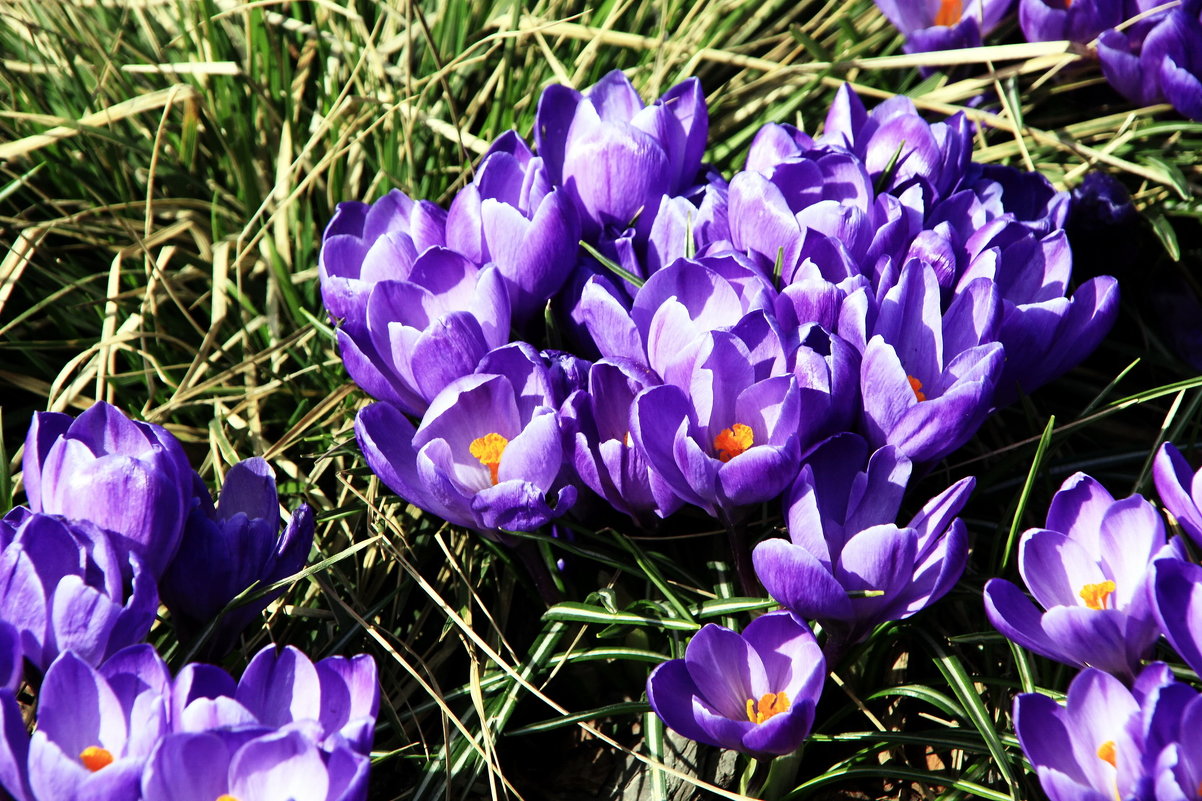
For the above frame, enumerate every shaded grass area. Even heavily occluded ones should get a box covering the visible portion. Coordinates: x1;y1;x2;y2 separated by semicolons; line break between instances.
2;1;1201;799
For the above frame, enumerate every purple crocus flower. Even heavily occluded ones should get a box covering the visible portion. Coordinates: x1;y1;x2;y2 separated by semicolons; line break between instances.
1019;0;1126;42
725;146;873;282
167;645;378;759
645;611;825;756
446;131;581;323
1141;3;1202;121
330;248;512;418
752;433;973;652
231;645;379;755
317;188;447;328
0;511;157;673
140;730;370;801
818;85;974;205
159;457;315;660
1096;2;1202;120
984;472;1182;680
1013;663;1201;801
535;70;708;233
561;358;684;527
1153;442;1202;548
354;346;575;537
857;259;1003;464
873;0;1014;53
22;646;170;801
630;332;801;518
957;217;1119;400
577;254;775;385
23;401;195;576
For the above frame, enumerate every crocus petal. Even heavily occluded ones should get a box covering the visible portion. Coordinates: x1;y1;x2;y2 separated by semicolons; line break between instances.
752;538;854;621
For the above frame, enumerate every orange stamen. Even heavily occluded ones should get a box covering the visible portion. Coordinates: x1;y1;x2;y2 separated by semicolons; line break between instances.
934;0;963;26
745;691;791;724
908;376;927;402
469;432;509;485
1097;740;1116;768
713;423;754;463
80;746;114;772
1079;580;1116;610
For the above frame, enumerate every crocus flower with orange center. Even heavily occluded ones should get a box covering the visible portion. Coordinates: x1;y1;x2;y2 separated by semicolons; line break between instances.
630;332;800;518
646;612;825;756
985;472;1185;680
1014;663;1202;801
355;343;576;537
873;0;1013;55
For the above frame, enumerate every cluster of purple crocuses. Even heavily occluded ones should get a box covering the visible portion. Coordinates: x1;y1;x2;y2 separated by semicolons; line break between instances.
321;72;1119;760
2;401;379;799
984;442;1202;800
876;0;1202;121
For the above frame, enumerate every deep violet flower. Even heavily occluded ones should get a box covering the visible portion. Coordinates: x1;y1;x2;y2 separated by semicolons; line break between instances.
630;332;801;518
576;254;776;385
446;131;581;323
561;358;684;526
0;510;157;673
140;730;369;801
645;611;825;756
1097;2;1202;120
329;248;511;418
535;70;708;232
752;433;973;650
873;0;1014;53
23;402;195;576
1013;663;1202;801
984;472;1183;680
354;346;575;537
317;188;447;328
856;259;1004;464
159;457;315;660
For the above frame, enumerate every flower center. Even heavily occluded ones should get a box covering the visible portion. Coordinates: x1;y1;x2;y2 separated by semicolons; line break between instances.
1097;740;1116;767
469;432;509;485
934;0;963;26
80;745;114;772
746;691;790;724
714;423;754;463
1079;580;1116;610
216;796;240;801
908;376;927;402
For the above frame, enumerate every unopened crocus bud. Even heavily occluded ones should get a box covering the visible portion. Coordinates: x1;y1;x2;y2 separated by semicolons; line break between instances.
159;458;314;659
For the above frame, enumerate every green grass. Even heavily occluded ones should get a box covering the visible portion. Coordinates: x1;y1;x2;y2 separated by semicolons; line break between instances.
2;1;1201;799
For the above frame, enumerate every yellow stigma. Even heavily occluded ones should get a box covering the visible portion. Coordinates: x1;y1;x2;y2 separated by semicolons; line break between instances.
469;432;509;485
1097;740;1116;768
1079;580;1116;610
934;0;963;26
80;745;114;772
216;795;240;801
908;375;927;402
745;691;790;724
714;423;754;463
